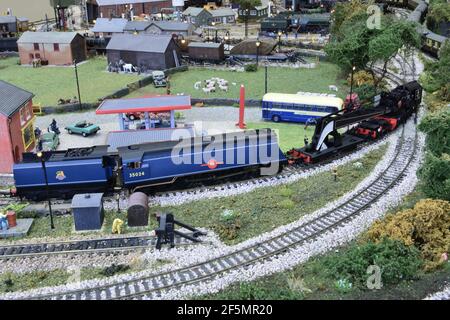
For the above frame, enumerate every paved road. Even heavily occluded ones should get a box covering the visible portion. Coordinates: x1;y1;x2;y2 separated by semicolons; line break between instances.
35;107;263;150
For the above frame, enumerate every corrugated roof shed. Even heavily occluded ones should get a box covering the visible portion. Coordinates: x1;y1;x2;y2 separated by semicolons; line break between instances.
124;21;152;32
91;18;128;33
0;81;34;117
210;8;235;17
17;31;81;44
106;33;174;53
0;16;17;24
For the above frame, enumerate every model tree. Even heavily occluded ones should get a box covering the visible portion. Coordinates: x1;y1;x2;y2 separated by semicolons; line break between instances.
325;1;420;89
233;0;262;38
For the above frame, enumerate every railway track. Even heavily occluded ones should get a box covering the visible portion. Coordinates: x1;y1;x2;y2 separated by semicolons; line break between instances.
0;234;201;260
15;122;417;300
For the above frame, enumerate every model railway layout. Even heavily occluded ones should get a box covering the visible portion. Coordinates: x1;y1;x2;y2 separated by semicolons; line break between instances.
8;81;422;202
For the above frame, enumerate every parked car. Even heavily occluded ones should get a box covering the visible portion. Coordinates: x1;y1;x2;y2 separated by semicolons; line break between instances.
152;71;167;88
65;121;100;137
38;132;60;151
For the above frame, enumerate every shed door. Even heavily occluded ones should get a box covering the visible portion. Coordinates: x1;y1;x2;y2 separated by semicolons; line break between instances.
173;50;180;67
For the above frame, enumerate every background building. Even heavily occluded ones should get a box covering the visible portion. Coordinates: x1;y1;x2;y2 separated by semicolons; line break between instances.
106;33;181;70
18;31;87;65
0;81;36;174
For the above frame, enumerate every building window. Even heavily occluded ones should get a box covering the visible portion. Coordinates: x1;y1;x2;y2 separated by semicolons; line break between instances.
53;43;60;51
35;53;41;59
250;10;257;15
33;43;39;50
21;121;35;150
29;53;34;60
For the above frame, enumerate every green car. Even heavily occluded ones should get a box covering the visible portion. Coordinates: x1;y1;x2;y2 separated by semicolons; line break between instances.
39;132;59;151
65;121;100;137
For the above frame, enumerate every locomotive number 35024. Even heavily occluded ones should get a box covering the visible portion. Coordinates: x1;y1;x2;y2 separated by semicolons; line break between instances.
129;172;145;178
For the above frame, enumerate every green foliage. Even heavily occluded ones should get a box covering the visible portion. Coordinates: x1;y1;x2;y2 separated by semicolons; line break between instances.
278;199;296;209
426;1;450;34
244;63;258;72
326;7;419;84
418;153;450;201
210;281;304;300
335;279;353;293
418;109;450;156
354;83;379;101
366;199;450;270
419;41;450;103
174;111;184;120
214;209;242;240
322;239;423;286
330;0;370;38
231;0;262;10
418;109;450;201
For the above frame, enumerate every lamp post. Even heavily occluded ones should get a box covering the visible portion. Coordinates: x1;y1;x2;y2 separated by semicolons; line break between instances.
277;30;282;51
73;60;82;111
349;65;356;104
37;152;54;229
255;38;261;68
211;21;218;43
264;62;268;94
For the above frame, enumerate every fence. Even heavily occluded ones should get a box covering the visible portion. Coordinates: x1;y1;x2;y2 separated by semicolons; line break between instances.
40;65;189;114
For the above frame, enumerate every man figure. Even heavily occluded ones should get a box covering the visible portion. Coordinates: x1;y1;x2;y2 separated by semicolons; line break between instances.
0;211;9;231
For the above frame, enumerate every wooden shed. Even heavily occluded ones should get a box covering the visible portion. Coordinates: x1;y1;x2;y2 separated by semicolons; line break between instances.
188;42;224;61
17;31;87;65
106;33;181;70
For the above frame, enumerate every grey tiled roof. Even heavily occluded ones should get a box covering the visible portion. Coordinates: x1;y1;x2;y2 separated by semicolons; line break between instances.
0;81;34;117
152;21;193;31
183;7;207;17
210;8;235;17
106;33;173;53
124;21;152;32
17;31;81;44
91;18;128;33
0;16;17;24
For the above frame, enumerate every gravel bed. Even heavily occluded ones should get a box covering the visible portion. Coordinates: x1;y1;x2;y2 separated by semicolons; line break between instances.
424;284;450;300
0;115;423;299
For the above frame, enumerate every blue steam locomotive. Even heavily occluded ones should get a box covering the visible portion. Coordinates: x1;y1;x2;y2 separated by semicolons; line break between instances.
13;129;286;200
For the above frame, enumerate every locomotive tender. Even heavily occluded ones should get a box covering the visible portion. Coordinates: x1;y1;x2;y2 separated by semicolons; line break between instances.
13;129;286;200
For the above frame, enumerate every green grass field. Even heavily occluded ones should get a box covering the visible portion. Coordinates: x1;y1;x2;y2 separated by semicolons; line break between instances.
247;122;315;152
0;57;142;106
128;63;348;100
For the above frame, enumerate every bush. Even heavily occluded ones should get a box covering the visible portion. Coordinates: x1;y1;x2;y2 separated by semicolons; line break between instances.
213;209;242;240
244;64;257;72
418;109;450;156
278;199;296;209
418;153;450;201
365;199;450;270
322;238;423;286
100;264;130;277
213;281;303;300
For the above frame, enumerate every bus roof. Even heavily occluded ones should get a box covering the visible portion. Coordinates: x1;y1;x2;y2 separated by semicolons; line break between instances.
262;93;344;109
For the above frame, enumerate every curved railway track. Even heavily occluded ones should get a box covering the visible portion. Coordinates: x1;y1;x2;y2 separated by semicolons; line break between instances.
13;122;417;300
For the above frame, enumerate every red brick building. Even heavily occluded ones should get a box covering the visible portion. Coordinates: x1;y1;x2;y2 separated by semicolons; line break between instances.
96;0;173;18
17;32;87;66
0;81;36;174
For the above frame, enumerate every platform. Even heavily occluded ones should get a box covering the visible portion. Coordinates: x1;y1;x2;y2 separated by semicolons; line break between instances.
0;219;34;238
